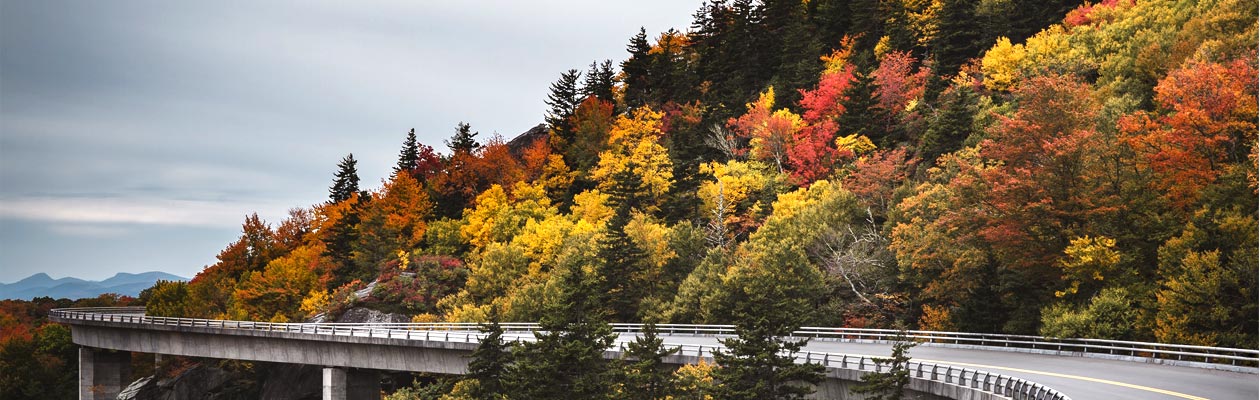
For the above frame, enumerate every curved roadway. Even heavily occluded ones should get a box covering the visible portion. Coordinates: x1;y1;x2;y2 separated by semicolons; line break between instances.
649;335;1257;400
54;309;1257;400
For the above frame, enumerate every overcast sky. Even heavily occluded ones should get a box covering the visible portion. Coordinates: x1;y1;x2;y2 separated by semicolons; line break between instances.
0;0;698;283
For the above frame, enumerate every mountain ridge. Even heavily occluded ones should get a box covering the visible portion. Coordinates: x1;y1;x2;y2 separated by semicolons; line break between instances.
0;271;186;300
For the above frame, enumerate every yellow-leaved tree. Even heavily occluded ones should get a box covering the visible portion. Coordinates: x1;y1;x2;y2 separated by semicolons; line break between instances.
591;108;674;211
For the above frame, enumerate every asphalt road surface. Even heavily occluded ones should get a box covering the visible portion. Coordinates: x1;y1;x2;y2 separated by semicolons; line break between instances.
649;335;1259;400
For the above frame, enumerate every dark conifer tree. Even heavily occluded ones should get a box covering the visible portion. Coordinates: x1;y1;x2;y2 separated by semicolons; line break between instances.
621;27;653;110
646;28;701;106
598;163;651;321
394;128;420;177
836;69;890;144
618;323;680;400
918;84;977;164
808;0;853;53
845;0;882;68
507;260;617;399
711;275;825;400
467;313;514;399
764;0;824;109
325;154;362;287
583;60;618;107
931;0;983;76
546;69;584;147
329;153;360;204
446;122;481;155
853;330;917;400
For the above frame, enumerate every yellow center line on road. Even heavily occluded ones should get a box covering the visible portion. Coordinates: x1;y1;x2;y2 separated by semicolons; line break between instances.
908;357;1212;400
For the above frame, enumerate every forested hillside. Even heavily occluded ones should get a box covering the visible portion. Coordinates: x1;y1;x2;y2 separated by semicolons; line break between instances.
145;0;1256;350
5;0;1250;398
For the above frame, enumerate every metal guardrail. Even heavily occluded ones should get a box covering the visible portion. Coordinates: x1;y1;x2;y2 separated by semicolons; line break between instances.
52;307;1073;400
611;324;1260;367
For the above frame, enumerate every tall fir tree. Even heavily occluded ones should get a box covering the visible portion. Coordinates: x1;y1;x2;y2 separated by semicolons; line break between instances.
325;154;363;287
467;313;514;399
808;0;853;53
930;0;983;75
844;0;882;67
583;60;618;107
712;270;824;400
329;153;361;204
507;261;617;399
394;128;420;177
621;27;653;110
836;69;890;144
546;69;584;148
918;84;977;164
597;163;651;321
853;330;917;400
618;323;680;400
446;122;481;154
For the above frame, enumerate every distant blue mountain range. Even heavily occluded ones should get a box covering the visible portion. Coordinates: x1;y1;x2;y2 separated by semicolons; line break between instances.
0;272;187;300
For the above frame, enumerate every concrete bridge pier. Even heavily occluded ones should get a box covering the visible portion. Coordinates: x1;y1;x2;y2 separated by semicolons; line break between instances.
79;347;131;400
323;367;380;400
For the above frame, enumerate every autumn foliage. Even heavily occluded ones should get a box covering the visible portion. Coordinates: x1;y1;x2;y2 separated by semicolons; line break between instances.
131;0;1256;364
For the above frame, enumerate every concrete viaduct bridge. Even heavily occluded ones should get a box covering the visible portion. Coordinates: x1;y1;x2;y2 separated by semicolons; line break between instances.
51;307;1258;400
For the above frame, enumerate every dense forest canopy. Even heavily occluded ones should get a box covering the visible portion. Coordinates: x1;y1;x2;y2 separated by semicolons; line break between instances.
5;0;1256;397
155;0;1258;347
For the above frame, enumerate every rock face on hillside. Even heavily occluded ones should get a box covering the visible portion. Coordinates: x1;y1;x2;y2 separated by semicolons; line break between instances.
117;364;235;400
336;307;410;324
506;123;548;156
118;362;322;400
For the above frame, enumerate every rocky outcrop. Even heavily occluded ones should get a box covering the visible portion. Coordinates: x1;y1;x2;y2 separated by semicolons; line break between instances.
336;307;410;324
117;364;234;400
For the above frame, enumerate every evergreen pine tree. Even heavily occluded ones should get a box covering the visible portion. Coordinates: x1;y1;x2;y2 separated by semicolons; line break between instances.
583;60;618;107
765;0;824;109
621;27;653;110
467;313;514;399
808;0;853;53
852;330;917;400
507;262;617;399
546;69;584;147
918;84;977;164
598;163;651;321
618;323;680;400
836;69;891;144
394;128;420;178
324;154;362;287
712;276;824;400
446;122;481;154
844;0;882;67
329;153;361;204
930;0;983;75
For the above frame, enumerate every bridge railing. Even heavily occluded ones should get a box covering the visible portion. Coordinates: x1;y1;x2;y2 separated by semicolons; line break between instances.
51;307;1259;368
602;323;1260;367
51;307;1069;400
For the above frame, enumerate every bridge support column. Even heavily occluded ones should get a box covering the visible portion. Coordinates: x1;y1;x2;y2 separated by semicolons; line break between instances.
323;367;379;400
79;347;131;400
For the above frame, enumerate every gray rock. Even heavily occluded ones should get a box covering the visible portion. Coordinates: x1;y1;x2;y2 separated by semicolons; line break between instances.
116;364;231;400
336;307;409;324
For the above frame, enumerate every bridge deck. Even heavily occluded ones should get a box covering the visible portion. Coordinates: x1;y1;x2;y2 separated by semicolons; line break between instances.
653;335;1258;400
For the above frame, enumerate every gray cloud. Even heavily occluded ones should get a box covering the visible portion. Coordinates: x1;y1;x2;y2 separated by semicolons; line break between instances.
0;0;698;283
